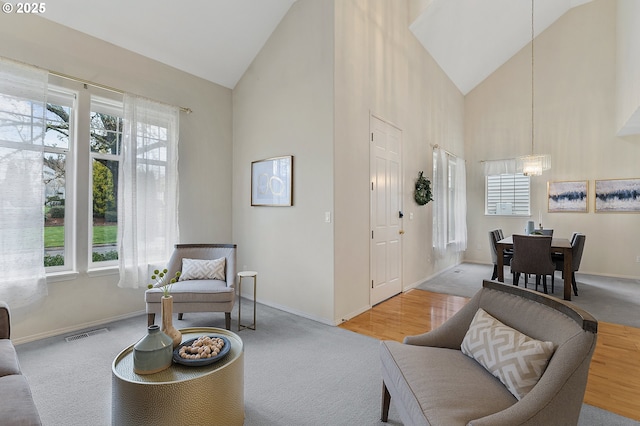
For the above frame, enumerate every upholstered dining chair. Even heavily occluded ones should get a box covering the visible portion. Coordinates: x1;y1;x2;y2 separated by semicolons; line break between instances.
489;230;512;280
510;235;555;294
553;234;586;296
145;244;237;330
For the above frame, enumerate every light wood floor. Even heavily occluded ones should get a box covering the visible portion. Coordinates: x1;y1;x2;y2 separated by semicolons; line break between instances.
339;288;640;422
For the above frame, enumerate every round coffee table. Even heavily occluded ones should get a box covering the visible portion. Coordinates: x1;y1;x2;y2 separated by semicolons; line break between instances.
112;327;244;425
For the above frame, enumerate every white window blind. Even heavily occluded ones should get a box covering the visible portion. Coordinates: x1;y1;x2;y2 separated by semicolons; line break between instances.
486;173;530;216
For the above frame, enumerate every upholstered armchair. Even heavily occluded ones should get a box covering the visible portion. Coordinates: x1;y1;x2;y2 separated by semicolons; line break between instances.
380;280;598;425
145;244;237;330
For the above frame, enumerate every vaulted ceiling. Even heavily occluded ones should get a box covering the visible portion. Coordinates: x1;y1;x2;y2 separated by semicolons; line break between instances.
38;0;592;93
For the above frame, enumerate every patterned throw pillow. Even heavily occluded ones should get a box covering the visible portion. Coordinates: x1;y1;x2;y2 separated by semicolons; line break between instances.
179;257;226;281
461;308;555;400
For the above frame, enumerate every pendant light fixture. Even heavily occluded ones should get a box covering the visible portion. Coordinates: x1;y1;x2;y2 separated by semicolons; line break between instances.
517;0;551;176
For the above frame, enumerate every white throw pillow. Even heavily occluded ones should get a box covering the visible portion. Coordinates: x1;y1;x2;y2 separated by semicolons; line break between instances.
461;308;555;400
179;257;226;281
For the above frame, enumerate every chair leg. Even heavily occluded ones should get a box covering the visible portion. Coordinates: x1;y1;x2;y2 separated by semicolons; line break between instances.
225;312;231;330
513;272;519;286
542;275;548;294
178;313;184;320
535;275;540;292
551;273;555;293
491;264;498;280
381;381;391;422
572;272;578;296
147;313;155;327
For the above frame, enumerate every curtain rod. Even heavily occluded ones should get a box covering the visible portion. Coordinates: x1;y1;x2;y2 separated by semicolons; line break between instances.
49;70;192;114
431;144;458;158
479;157;517;163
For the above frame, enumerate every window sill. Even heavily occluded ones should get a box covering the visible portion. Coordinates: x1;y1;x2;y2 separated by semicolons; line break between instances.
45;266;118;282
87;266;119;278
46;271;80;283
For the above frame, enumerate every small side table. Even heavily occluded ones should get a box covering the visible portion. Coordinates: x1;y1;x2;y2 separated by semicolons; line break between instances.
237;271;257;331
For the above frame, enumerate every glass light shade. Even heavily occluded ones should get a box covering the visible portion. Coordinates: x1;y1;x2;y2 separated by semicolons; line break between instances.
516;154;551;176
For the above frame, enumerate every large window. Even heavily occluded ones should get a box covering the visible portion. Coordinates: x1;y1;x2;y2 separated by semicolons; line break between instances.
39;83;124;273
486;173;531;216
1;65;178;288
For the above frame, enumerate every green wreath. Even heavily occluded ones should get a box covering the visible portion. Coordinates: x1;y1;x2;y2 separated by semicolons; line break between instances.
414;171;432;206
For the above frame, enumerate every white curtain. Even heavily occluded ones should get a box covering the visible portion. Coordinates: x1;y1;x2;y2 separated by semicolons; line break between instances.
433;147;448;257
482;158;516;176
118;94;179;289
433;147;468;257
453;156;468;252
0;57;48;307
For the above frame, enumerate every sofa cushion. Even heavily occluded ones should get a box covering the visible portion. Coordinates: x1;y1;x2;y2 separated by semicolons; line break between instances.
381;341;516;425
0;374;42;425
0;340;21;377
179;257;225;281
145;279;233;304
461;308;555;400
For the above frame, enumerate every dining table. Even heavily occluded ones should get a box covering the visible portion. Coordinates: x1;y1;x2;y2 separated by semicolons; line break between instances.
496;235;573;301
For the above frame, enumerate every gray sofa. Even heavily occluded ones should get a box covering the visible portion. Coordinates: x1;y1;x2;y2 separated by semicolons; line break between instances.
0;302;42;425
380;280;598;425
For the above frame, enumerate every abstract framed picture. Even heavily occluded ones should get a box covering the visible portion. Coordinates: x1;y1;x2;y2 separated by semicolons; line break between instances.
595;178;640;213
251;155;293;206
547;180;588;213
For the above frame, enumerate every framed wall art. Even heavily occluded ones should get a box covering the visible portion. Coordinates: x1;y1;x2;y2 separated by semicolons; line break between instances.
251;155;293;206
547;180;588;213
595;178;640;213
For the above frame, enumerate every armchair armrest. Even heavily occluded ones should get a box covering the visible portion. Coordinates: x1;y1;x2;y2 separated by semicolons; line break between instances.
0;301;10;339
403;290;481;349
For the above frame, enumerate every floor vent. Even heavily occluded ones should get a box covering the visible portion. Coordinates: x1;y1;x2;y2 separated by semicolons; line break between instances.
65;327;109;342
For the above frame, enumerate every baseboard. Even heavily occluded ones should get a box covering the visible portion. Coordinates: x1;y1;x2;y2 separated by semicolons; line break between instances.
254;298;335;327
336;305;372;325
13;310;146;346
408;262;467;290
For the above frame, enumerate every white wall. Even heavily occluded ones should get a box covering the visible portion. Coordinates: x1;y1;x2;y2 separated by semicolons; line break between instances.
464;0;640;279
334;0;465;323
232;0;336;323
233;0;465;326
0;14;233;342
616;0;640;134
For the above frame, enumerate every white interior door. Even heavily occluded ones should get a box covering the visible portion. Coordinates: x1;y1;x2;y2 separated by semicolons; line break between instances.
370;115;403;305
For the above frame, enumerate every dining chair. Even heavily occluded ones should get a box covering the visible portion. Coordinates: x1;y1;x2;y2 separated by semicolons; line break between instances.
495;228;514;255
532;228;554;236
510;234;555;294
489;230;512;280
553;234;586;296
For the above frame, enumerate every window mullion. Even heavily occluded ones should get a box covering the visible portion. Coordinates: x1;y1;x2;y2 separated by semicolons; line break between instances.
74;90;92;272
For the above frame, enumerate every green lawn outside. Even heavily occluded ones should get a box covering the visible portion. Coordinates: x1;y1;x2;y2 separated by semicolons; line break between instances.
44;225;117;248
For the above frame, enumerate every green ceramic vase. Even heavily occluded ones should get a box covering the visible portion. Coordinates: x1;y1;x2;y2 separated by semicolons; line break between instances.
133;324;173;375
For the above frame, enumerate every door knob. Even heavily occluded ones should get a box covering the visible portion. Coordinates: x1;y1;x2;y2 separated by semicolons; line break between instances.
399;230;405;235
